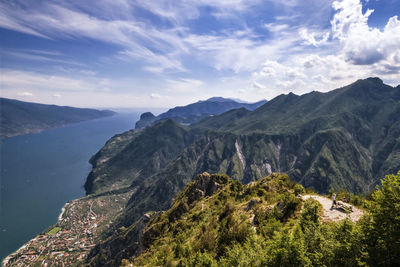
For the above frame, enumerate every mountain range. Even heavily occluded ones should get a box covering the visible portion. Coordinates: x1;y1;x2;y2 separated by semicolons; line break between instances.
135;97;267;129
4;78;399;266
0;98;115;139
82;77;399;264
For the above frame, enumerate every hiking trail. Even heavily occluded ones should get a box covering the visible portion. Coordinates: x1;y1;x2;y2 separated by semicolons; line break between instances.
301;195;364;222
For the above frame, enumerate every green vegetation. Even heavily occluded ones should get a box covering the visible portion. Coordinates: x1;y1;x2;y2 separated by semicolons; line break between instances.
118;171;400;267
47;227;61;235
0;97;115;138
362;171;400;266
86;78;400;196
84;78;400;264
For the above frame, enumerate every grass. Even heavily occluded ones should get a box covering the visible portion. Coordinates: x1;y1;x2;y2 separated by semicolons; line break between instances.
47;227;61;235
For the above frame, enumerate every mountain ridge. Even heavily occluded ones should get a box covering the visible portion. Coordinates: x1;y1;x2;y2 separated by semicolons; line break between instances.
85;78;399;200
134;97;267;129
4;78;400;267
0;97;116;138
79;78;399;265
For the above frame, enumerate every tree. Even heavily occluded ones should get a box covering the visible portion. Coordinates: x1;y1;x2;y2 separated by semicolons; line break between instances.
363;171;400;266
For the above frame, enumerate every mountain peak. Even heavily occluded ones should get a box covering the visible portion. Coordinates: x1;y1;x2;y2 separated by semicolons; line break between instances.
200;97;237;103
135;98;266;129
365;77;383;84
139;112;155;120
352;77;384;87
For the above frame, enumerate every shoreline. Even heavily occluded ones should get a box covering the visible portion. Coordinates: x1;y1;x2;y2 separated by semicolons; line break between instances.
1;199;76;267
1;113;117;140
2;190;133;266
2;242;29;267
58;201;69;222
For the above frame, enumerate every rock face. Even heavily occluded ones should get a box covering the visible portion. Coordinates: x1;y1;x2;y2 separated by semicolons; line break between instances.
188;172;222;200
134;112;156;129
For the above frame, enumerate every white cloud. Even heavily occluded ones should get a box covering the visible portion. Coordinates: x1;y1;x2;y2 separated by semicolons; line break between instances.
249;0;400;101
120;48;186;73
1;68;174;108
17;91;33;96
0;1;189;73
2;50;84;66
2;69;96;92
331;0;400;66
150;93;162;99
264;23;289;33
185;31;298;73
0;1;304;76
0;9;49;39
165;78;205;94
252;81;266;89
79;70;96;76
1;0;399;108
299;28;330;47
135;0;261;22
302;55;325;68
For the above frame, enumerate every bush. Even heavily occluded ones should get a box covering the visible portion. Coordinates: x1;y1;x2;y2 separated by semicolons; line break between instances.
299;199;321;231
279;193;301;221
188;251;218;267
294;184;305;195
259;218;282;238
221;235;267;266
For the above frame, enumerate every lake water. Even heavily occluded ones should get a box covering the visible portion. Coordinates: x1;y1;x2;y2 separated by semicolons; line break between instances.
0;112;144;263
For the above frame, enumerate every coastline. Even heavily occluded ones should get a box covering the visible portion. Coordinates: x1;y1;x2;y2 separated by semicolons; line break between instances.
58;202;69;222
1;190;133;266
0;112;139;266
1;200;73;267
1;112;117;140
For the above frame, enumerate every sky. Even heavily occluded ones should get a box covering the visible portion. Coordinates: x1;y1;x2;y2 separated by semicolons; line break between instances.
0;0;399;108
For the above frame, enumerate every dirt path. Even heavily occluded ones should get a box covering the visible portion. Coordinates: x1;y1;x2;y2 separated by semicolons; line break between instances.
301;195;364;222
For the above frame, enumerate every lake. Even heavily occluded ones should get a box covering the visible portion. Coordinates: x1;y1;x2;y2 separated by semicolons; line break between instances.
0;112;146;263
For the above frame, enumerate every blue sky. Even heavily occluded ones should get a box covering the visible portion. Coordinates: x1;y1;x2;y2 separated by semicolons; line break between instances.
1;0;399;108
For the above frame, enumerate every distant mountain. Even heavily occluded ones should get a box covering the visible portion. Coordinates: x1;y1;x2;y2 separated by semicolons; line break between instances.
134;97;267;129
0;98;115;138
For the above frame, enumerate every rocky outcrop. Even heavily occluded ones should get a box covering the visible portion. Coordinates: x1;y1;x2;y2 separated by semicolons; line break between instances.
134;112;156;129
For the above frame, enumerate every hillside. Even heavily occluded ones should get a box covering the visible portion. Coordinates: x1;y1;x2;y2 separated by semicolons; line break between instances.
5;171;399;266
0;98;115;138
95;172;398;266
5;78;398;266
85;78;399;198
79;78;400;265
134;97;267;129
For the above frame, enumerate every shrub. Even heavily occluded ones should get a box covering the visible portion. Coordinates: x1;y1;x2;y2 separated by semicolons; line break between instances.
188;251;218;267
294;184;305;195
